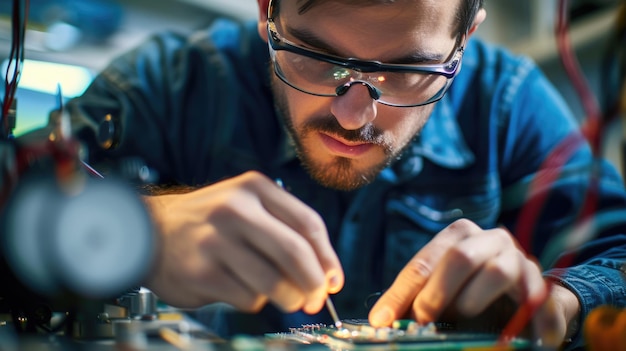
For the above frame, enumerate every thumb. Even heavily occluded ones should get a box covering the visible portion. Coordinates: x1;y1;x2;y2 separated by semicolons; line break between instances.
368;256;433;327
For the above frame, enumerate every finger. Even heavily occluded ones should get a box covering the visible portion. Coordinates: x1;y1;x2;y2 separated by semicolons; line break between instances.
499;279;550;343
214;195;329;313
522;258;548;304
413;228;512;323
155;252;267;311
369;257;433;327
460;229;545;309
453;246;523;316
212;235;307;313
198;269;269;312
242;213;329;313
368;219;481;327
253;175;344;293
493;257;549;343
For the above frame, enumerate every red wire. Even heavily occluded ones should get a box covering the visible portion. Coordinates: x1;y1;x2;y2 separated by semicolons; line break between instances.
501;0;605;341
514;0;604;276
556;0;603;155
554;0;602;257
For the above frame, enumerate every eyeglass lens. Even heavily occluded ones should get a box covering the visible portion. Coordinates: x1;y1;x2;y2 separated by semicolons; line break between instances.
273;48;451;106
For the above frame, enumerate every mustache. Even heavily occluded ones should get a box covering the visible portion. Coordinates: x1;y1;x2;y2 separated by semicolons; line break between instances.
303;116;386;144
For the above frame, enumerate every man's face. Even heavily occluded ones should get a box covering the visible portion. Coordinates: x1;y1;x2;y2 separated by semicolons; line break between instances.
267;0;461;191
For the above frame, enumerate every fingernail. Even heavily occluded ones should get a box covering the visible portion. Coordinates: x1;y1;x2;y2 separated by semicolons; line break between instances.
371;307;394;327
327;271;342;293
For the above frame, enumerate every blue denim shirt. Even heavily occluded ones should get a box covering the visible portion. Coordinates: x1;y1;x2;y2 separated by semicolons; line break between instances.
58;19;626;349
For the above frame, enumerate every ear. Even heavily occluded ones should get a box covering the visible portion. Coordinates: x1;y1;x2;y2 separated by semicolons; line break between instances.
257;0;270;42
467;8;487;37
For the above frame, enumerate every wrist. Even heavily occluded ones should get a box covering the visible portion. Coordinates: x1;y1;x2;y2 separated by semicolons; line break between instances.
550;283;581;342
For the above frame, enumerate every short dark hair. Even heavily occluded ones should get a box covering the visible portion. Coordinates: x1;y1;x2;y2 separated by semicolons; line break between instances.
273;0;484;36
456;0;484;34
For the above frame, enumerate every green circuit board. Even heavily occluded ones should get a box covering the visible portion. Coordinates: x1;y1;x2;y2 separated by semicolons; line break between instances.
267;319;531;350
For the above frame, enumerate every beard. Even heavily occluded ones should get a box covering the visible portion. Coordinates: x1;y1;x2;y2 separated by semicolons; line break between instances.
287;115;393;191
271;76;425;191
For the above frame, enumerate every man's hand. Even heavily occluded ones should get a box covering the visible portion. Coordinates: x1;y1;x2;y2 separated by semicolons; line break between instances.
142;171;344;314
368;219;580;345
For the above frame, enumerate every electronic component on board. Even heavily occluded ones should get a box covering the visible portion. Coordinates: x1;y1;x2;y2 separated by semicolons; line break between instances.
268;318;531;350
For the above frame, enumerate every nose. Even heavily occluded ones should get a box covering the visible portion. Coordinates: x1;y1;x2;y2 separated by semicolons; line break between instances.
330;82;379;130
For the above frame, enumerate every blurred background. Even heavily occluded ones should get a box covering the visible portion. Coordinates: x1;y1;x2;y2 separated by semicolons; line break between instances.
0;0;624;170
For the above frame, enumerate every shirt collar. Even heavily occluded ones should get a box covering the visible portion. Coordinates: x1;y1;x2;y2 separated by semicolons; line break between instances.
413;96;475;169
380;96;476;184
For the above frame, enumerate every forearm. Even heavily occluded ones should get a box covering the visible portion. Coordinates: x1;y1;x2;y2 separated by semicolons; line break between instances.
139;183;199;196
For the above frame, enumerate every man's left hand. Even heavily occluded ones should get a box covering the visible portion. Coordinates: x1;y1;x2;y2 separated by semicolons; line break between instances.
368;218;580;346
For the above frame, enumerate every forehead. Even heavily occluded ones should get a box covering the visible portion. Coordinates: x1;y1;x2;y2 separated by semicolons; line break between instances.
276;0;460;61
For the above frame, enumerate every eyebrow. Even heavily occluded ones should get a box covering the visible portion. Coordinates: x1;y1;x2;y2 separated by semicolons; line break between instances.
286;26;445;64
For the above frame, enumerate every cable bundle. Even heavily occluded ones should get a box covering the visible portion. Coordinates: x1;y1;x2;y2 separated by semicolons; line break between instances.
1;0;29;140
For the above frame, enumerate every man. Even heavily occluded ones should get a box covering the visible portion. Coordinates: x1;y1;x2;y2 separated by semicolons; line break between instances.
39;0;626;349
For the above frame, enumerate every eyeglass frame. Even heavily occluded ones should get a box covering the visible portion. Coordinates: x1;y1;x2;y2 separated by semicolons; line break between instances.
266;0;468;108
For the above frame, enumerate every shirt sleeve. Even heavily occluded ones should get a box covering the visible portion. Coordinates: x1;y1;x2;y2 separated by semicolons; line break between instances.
58;21;254;185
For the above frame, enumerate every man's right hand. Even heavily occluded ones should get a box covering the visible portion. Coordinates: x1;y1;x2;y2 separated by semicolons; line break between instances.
141;171;344;314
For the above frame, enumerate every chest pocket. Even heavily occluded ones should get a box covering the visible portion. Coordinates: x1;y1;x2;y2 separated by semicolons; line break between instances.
381;172;501;287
